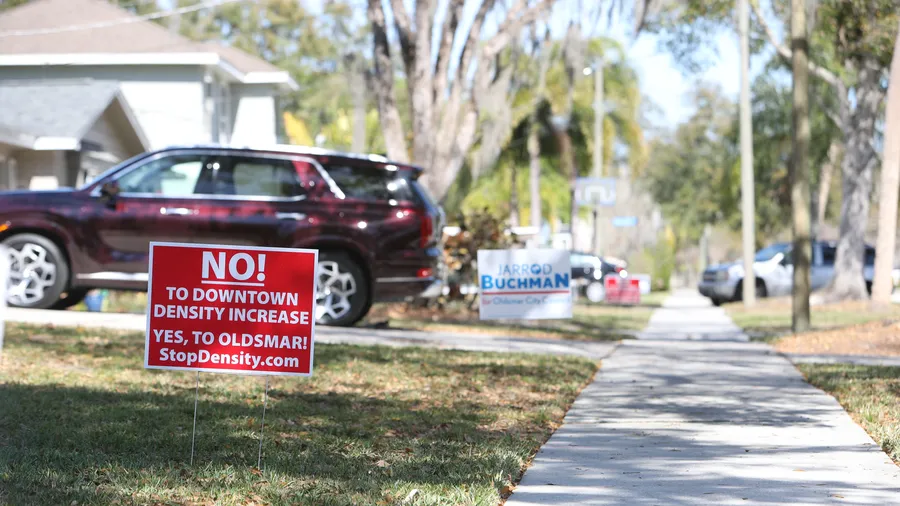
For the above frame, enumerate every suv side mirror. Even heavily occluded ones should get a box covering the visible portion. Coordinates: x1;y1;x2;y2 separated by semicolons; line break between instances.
99;181;120;206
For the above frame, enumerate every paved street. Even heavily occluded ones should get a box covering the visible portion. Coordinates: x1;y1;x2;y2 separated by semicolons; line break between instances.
2;307;619;360
507;290;900;506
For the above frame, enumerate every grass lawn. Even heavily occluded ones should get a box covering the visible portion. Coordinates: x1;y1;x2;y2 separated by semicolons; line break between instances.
798;364;900;464
0;323;597;506
725;298;900;339
368;303;656;342
76;290;664;342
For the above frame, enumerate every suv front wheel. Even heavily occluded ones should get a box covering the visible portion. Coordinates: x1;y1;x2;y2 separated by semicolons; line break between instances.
315;251;370;327
3;233;70;310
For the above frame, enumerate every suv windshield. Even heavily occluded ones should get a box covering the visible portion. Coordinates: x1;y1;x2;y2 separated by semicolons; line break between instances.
755;244;790;262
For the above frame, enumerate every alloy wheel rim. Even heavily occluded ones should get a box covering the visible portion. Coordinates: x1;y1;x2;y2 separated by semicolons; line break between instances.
6;243;57;306
315;260;357;322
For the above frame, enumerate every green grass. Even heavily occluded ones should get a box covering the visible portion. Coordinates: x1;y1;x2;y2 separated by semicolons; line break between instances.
798;364;900;464
379;304;654;342
0;323;598;505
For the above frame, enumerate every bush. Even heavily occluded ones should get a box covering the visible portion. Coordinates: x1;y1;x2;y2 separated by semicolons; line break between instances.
442;210;517;309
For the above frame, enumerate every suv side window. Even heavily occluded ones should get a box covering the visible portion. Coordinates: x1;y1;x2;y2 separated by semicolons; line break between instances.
822;246;836;266
323;163;415;203
116;154;208;196
215;156;303;198
865;247;876;266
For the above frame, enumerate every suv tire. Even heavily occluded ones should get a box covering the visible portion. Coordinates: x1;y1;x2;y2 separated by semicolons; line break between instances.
3;233;70;310
733;279;767;302
316;251;369;327
52;287;89;310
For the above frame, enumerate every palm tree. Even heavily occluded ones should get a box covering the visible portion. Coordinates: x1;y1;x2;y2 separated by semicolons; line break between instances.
459;37;646;230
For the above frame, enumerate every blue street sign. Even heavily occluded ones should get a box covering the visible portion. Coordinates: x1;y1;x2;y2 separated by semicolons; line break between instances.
612;216;638;228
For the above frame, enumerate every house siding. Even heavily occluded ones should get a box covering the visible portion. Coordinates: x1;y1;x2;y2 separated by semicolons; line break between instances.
14;150;65;189
0;65;207;149
229;84;277;146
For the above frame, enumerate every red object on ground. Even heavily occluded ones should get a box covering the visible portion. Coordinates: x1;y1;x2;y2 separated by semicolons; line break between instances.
145;242;318;376
604;276;641;305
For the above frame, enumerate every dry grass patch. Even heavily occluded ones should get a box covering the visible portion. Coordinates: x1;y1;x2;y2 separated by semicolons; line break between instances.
775;319;900;357
726;298;900;339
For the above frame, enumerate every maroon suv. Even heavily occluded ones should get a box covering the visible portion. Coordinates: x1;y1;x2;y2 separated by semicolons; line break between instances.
0;145;445;326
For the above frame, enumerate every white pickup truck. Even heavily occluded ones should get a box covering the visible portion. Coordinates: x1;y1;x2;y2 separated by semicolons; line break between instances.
697;241;894;306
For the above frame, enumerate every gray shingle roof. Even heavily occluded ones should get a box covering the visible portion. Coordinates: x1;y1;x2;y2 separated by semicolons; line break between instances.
0;79;121;139
0;0;284;75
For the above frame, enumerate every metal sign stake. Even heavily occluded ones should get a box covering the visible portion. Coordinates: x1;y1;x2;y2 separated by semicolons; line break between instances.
190;371;200;466
257;376;270;470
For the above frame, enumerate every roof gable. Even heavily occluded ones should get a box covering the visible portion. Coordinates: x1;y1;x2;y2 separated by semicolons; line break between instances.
0;79;149;150
0;0;292;85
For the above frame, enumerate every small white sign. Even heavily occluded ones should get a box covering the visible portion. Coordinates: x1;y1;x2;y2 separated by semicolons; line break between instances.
477;249;572;320
0;245;8;360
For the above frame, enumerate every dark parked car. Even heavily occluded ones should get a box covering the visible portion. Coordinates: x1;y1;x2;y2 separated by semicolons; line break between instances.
570;252;626;302
0;144;445;326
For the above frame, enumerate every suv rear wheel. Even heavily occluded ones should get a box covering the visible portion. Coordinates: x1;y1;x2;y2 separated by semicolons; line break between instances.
3;233;70;310
316;251;369;327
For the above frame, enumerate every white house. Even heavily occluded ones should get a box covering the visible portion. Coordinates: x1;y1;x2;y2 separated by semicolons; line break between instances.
0;0;296;190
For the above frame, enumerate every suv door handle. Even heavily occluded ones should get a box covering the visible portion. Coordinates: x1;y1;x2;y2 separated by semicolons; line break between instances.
276;212;307;221
160;207;196;216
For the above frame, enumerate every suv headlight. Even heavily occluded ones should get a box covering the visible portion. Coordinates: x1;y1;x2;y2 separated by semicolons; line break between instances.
715;271;729;281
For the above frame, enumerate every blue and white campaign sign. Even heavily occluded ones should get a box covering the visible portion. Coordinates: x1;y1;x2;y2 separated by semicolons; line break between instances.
477;249;572;320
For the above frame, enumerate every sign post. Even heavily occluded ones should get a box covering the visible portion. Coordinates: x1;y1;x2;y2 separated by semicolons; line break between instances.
145;242;319;466
477;249;572;320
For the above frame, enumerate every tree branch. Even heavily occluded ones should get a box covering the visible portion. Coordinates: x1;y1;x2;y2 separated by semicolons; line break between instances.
389;0;415;70
749;0;843;91
433;0;465;101
454;0;496;86
367;0;409;161
483;0;555;59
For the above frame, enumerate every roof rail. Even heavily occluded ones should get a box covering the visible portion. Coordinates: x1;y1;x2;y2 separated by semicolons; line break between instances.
160;143;395;164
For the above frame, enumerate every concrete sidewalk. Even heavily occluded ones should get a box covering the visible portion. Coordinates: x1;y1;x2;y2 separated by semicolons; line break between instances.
507;290;900;506
638;289;747;341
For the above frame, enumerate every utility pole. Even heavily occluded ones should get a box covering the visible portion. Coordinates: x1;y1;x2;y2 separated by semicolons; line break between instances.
739;0;757;306
873;20;900;306
590;60;605;257
790;0;812;331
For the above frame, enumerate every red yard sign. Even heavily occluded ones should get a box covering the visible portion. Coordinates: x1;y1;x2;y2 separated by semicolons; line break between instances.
145;242;318;376
604;276;641;305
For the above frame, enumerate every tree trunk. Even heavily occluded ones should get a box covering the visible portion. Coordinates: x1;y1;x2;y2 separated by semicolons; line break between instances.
827;59;885;301
565;131;579;251
366;0;409;162
815;139;843;228
345;55;367;153
790;0;811;332
527;30;552;236
739;0;757;306
872;20;900;306
528;124;541;231
509;163;520;227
